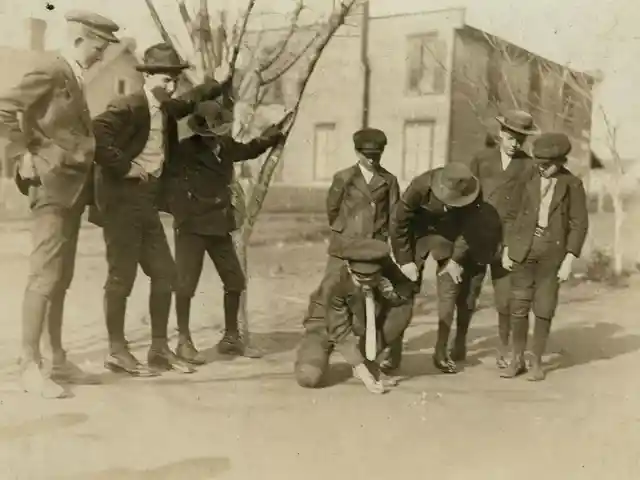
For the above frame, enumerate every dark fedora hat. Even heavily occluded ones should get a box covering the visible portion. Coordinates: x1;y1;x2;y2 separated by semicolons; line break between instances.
136;43;190;74
496;110;540;136
187;99;234;136
431;162;480;208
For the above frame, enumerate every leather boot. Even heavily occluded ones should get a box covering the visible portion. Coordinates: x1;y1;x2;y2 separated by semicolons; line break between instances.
148;341;195;374
450;308;472;362
527;316;551;382
176;335;206;365
501;315;529;378
379;334;403;372
433;320;457;373
217;291;245;355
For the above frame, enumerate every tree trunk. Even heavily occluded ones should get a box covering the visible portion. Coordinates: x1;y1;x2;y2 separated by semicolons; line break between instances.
611;187;625;276
233;231;250;341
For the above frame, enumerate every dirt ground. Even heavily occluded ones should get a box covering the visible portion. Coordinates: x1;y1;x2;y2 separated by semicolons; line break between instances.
0;214;639;480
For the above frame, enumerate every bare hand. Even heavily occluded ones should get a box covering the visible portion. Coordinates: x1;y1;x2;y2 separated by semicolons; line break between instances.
438;260;463;284
501;247;514;271
125;163;148;181
557;254;575;282
400;262;419;282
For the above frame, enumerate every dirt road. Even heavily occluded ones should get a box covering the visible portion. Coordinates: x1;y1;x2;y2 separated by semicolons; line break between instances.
0;218;639;479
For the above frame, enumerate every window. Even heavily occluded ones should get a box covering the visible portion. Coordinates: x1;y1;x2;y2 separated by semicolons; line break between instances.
115;78;127;95
313;123;338;181
406;33;447;96
402;120;435;181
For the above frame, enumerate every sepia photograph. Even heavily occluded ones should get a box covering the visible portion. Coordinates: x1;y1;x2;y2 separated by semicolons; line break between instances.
0;0;638;478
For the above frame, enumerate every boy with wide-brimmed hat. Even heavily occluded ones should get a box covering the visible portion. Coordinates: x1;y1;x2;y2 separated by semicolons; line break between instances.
501;132;588;381
469;109;539;368
92;43;231;377
164;99;284;362
391;162;502;374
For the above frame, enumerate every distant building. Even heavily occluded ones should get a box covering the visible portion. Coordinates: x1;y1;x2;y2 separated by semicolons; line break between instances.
242;7;595;188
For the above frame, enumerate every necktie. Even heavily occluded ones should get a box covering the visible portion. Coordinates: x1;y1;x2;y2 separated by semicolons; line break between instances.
363;287;377;361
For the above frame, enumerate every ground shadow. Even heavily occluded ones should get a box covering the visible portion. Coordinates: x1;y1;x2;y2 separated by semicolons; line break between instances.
56;457;231;480
0;413;88;442
546;321;640;373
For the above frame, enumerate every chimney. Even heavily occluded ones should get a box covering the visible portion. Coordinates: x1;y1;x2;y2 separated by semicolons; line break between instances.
25;17;47;51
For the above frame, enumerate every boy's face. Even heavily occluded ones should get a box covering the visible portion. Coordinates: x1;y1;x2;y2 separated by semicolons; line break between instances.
350;269;382;288
356;149;383;171
499;128;526;156
537;161;560;178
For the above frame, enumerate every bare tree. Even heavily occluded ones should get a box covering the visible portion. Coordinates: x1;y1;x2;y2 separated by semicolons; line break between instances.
145;0;360;353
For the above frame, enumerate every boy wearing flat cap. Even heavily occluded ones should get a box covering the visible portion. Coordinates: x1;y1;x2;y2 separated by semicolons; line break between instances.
0;10;120;398
296;237;414;394
501;133;588;381
391;162;502;374
165;99;284;362
469;110;538;368
92;43;232;377
325;127;400;273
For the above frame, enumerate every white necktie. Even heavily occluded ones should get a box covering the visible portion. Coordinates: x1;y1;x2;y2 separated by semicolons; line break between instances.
363;288;377;361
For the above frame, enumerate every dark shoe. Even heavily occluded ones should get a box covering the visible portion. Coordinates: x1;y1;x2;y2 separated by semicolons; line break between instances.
176;337;206;365
496;355;509;369
433;355;458;374
500;358;527;378
51;359;101;385
105;347;158;377
449;345;467;362
148;344;196;374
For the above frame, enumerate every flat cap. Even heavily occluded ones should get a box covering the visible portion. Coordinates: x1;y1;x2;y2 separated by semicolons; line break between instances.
353;128;387;152
532;132;572;162
65;10;120;43
329;237;390;275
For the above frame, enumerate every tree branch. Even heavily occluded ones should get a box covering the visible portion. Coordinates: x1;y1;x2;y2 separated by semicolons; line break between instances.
229;0;257;77
260;29;321;85
257;0;305;74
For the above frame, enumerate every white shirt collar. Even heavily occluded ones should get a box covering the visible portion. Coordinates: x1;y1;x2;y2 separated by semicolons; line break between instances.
59;50;85;80
358;162;374;182
143;86;161;110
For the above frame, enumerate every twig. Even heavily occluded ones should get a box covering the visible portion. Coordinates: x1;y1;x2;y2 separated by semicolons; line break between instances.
229;0;257;77
257;0;305;74
260;29;321;85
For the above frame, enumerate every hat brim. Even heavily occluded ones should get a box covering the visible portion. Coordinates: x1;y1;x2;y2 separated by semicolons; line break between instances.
349;261;382;276
496;116;540;136
431;168;480;208
187;116;233;137
135;64;190;74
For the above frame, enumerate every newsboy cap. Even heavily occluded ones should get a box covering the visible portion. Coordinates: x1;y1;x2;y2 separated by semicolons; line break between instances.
64;10;120;43
532;132;572;162
329;237;390;276
353;128;387;152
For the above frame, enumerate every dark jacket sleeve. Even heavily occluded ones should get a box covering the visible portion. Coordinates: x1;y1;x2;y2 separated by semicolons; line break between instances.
0;58;54;155
326;171;347;226
223;132;282;163
162;79;229;120
388;175;400;233
391;177;424;265
92;96;134;178
566;177;589;257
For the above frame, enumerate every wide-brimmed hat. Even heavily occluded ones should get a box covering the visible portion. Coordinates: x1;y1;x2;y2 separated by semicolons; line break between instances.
496;110;540;136
532;132;572;164
136;43;190;74
431;163;480;208
187;99;234;136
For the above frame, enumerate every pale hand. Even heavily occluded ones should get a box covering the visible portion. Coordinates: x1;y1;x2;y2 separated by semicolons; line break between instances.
125;163;148;181
501;247;514;271
19;152;38;179
439;260;463;284
400;262;419;282
557;254;575;282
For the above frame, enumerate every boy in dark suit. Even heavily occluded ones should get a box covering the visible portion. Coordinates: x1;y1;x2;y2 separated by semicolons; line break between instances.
92;43;229;376
469;110;537;367
501;133;589;381
166;100;284;363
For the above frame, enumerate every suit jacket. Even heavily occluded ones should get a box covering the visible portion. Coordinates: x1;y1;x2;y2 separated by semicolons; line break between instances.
326;164;399;247
504;166;589;263
391;170;472;266
0;52;94;208
91;80;227;217
166;132;280;236
325;262;415;347
469;147;531;221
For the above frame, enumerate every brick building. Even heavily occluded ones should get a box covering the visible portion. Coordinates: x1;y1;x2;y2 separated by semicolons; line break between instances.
245;7;594;193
